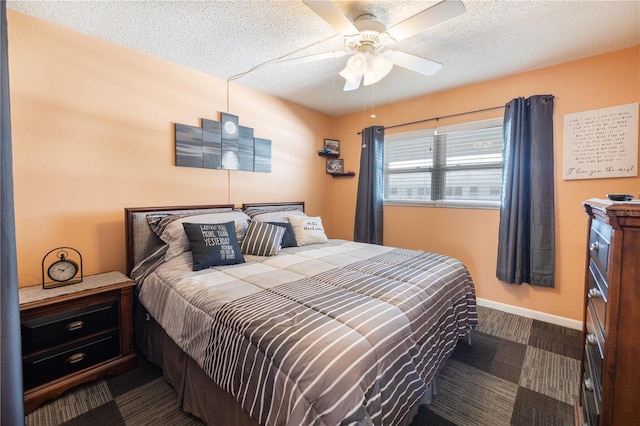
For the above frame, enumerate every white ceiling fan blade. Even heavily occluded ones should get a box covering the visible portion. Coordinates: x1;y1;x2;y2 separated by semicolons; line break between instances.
384;0;466;42
303;0;359;37
343;75;362;91
279;51;349;65
383;50;443;76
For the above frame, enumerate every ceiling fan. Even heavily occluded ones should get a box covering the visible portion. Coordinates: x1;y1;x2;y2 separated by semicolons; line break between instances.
299;0;466;91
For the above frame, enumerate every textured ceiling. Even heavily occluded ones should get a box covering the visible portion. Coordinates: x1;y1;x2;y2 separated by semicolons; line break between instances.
7;0;640;117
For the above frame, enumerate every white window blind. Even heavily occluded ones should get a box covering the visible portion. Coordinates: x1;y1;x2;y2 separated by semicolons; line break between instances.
384;118;503;208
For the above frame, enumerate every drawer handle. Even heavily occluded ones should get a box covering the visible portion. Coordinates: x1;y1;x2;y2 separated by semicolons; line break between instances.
588;288;602;299
590;242;600;252
584;378;594;392
586;333;598;346
65;320;84;331
66;352;86;364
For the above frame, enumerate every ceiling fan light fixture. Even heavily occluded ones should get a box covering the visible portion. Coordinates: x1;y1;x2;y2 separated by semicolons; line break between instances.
363;53;393;86
339;65;360;85
345;52;368;76
343;75;362;91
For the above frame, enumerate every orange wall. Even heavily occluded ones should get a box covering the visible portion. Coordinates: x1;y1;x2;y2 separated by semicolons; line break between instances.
8;10;335;286
330;46;640;322
8;9;640;323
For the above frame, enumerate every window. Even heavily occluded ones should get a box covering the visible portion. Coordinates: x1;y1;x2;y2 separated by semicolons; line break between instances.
384;118;503;208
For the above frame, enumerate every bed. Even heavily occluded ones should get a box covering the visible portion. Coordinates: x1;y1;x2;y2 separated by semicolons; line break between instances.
124;202;478;426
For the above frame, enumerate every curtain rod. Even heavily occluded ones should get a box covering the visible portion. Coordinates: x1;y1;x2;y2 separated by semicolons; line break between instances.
357;105;505;134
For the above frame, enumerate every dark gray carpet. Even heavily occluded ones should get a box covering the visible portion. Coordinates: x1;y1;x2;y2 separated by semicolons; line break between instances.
25;306;581;426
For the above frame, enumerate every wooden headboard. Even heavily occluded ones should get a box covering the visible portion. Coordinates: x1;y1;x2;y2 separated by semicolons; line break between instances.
124;202;305;276
242;201;305;212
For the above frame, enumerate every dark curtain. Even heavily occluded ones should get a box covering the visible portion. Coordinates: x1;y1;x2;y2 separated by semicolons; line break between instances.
1;2;25;423
354;126;384;244
497;95;555;287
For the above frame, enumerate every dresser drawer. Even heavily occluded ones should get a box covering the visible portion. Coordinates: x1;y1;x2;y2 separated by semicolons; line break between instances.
589;218;611;273
21;300;118;353
587;260;607;336
582;346;601;426
585;304;604;385
581;368;599;426
585;339;602;403
23;330;120;390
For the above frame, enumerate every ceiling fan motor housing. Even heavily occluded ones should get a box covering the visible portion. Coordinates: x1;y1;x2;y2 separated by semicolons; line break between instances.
344;15;393;53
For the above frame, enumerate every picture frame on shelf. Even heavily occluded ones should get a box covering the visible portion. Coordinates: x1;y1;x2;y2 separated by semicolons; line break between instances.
326;158;344;174
324;139;340;156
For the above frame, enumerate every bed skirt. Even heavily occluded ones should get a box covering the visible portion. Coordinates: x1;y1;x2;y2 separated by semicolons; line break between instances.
135;302;258;426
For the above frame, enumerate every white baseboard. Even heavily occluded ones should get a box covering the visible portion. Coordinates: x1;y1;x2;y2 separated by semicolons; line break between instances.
476;297;583;330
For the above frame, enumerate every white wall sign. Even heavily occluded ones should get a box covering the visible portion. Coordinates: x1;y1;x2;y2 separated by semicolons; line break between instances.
563;102;638;180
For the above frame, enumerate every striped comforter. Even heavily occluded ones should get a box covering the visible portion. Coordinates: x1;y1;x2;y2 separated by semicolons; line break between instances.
137;239;477;426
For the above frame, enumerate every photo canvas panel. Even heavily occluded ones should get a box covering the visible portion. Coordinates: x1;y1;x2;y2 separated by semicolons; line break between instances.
238;126;255;171
254;138;271;173
220;112;239;170
202;119;222;169
175;123;203;168
324;139;340;155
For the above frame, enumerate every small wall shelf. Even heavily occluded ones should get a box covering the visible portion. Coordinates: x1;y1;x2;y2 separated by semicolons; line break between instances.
318;151;339;158
329;172;356;178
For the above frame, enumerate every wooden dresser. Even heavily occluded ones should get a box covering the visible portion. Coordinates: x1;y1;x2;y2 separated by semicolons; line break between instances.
19;271;137;414
576;200;640;426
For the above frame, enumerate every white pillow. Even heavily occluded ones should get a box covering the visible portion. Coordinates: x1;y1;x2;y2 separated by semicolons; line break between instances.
287;215;328;246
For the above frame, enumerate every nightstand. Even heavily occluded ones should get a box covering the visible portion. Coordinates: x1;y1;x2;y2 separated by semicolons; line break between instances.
19;271;138;414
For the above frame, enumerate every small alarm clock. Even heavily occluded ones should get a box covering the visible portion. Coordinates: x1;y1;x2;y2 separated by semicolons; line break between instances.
42;247;83;289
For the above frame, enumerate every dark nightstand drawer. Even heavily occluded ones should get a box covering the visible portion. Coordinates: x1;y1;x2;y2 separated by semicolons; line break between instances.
21;300;118;353
23;330;120;390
